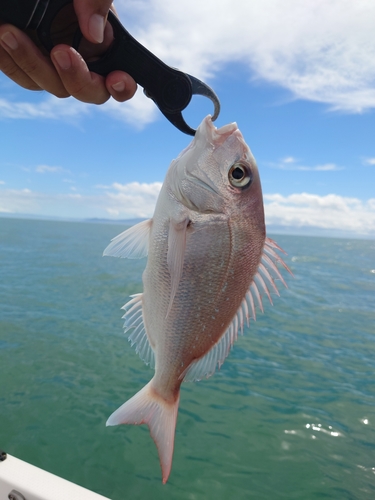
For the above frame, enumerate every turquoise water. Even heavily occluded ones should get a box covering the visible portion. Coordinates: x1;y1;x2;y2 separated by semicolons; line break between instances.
0;217;374;499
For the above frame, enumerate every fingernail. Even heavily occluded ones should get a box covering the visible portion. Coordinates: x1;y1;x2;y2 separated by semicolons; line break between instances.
1;32;18;50
89;14;105;43
111;81;126;92
53;50;72;70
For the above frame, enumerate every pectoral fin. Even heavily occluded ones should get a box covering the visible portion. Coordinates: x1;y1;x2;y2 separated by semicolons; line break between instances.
103;219;152;259
166;218;190;317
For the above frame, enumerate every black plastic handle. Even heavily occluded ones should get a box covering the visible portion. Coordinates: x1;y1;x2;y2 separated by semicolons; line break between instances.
1;0;47;29
89;14;193;114
1;0;220;135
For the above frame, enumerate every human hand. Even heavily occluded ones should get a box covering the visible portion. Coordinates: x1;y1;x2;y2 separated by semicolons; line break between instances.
0;0;137;104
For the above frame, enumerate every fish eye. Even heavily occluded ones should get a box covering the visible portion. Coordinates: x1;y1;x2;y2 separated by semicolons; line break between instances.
228;163;252;188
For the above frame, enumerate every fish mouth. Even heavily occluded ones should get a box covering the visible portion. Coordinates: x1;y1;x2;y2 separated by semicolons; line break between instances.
199;115;239;145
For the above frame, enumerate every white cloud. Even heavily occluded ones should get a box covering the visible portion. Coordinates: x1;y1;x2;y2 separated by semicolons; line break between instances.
116;0;375;113
364;158;375;165
0;182;162;219
1;185;374;236
268;158;342;171
0;188;38;214
0;95;89;120
282;157;297;164
0;78;157;128
36;165;68;174
313;164;341;172
1;0;375;127
264;193;375;234
99;90;158;127
103;182;162;217
0;180;5;185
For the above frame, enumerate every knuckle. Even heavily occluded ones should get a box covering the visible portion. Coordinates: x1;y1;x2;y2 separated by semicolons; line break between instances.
27;82;42;91
0;60;40;91
72;82;109;104
0;59;18;77
93;94;110;105
20;58;39;76
53;89;70;99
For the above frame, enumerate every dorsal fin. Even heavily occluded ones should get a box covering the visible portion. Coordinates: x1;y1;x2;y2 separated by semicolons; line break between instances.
121;294;155;368
103;219;152;259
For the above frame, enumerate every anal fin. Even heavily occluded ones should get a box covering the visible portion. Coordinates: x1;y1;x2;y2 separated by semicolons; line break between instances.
122;293;155;368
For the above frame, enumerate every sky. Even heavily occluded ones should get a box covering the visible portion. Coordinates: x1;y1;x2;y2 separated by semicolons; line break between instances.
1;0;375;238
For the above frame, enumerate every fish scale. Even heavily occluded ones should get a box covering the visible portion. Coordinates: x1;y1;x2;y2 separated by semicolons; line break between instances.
103;115;292;483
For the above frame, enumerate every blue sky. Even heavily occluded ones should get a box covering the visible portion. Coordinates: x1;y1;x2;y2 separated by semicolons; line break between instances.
1;0;375;237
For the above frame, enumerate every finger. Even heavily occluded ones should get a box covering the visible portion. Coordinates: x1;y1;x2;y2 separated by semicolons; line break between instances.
0;24;69;98
78;18;114;60
51;44;110;104
106;71;138;102
0;32;42;90
73;0;114;44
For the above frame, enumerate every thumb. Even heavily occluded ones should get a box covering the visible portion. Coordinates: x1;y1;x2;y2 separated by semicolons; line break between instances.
73;0;114;44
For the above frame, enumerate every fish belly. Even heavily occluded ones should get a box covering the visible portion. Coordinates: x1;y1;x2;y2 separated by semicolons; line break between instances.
142;213;264;390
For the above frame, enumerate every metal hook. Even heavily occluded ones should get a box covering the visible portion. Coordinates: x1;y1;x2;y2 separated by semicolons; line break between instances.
145;73;220;136
189;74;220;122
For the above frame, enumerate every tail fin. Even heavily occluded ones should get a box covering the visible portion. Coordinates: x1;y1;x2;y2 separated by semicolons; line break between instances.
106;380;180;484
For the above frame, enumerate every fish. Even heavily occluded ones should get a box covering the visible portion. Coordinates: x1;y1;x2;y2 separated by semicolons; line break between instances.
103;115;291;483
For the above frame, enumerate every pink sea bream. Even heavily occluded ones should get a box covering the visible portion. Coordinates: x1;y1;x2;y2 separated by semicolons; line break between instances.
103;115;292;483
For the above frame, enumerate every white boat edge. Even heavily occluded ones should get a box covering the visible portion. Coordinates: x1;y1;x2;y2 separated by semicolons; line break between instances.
0;450;110;500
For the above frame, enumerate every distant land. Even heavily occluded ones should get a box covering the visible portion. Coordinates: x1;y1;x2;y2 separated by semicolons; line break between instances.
0;212;374;240
85;217;145;226
0;212;144;227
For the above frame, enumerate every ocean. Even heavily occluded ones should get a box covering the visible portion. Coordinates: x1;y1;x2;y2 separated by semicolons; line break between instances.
0;217;374;499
